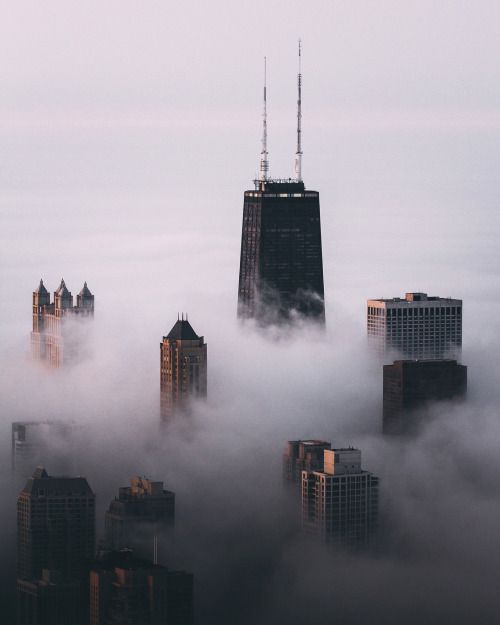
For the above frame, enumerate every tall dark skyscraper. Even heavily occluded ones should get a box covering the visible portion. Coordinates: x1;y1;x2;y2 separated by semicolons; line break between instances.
237;45;325;323
383;359;467;434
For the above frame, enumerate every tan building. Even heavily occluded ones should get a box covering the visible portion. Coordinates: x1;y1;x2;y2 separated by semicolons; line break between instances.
31;278;94;367
160;317;207;420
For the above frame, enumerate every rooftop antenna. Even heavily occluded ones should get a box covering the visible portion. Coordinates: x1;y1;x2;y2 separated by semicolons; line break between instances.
153;535;158;565
259;56;269;183
294;39;303;182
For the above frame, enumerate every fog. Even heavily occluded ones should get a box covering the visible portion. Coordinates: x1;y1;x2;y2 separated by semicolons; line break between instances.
2;1;500;623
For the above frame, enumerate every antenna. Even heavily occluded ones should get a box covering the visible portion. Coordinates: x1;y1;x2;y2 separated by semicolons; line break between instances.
153;535;158;565
259;56;269;183
294;39;303;182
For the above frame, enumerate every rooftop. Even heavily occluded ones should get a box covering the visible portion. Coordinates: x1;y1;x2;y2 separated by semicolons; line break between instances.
165;319;200;341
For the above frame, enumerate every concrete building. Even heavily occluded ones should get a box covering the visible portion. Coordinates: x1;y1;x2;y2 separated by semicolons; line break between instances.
302;448;379;548
283;440;331;484
383;359;468;434
367;292;462;361
90;550;193;625
160;317;207;420
105;476;175;555
17;467;95;625
31;278;94;367
237;51;325;323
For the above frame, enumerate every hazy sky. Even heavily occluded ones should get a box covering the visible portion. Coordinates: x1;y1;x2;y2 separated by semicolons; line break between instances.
1;2;500;624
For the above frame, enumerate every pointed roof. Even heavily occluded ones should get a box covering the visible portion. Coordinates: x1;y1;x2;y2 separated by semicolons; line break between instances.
78;281;93;297
55;278;71;297
166;319;200;341
34;279;48;295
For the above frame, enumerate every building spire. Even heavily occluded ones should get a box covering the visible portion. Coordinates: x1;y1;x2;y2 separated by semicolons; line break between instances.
259;56;269;182
294;39;303;182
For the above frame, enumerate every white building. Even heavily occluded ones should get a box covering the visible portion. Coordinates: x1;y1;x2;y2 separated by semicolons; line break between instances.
367;292;462;361
301;448;378;547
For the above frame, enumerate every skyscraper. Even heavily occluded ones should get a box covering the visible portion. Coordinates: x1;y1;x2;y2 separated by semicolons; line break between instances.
237;45;325;323
31;278;94;367
160;317;207;420
383;359;467;434
283;440;331;484
17;467;95;625
302;448;379;547
89;550;193;625
367;292;462;361
105;476;175;555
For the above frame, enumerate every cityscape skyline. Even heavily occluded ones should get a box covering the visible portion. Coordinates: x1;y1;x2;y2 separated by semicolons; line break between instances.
2;2;500;624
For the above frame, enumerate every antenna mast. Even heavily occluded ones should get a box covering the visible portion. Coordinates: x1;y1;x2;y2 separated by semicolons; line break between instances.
295;40;303;182
259;57;269;183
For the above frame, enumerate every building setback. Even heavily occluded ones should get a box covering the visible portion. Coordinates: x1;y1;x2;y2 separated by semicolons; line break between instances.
32;278;94;367
90;550;193;625
160;318;207;420
302;448;378;548
283;440;331;484
367;292;462;361
105;476;175;555
383;359;467;434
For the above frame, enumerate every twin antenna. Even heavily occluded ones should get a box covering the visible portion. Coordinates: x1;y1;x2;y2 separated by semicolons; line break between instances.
259;40;303;183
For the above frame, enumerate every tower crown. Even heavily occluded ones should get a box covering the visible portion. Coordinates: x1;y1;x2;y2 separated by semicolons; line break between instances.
34;279;49;296
166;319;200;341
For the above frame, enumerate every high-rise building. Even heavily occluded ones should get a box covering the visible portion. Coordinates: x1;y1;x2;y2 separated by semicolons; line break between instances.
302;448;379;547
367;292;462;361
31;278;94;367
17;467;95;625
105;476;175;554
160;317;207;420
237;46;325;323
283;440;331;484
383;359;467;434
90;550;193;625
17;466;95;581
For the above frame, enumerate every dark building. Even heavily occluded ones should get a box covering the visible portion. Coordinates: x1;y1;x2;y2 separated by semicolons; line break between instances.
160;317;207;420
383;359;467;434
302;448;379;548
237;48;325;323
90;550;193;625
105;476;175;556
17;467;95;625
283;440;331;484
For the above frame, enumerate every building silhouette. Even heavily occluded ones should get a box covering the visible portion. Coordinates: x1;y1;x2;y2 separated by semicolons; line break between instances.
17;467;95;625
367;292;462;361
302;448;378;547
160;317;207;420
90;550;193;625
32;278;94;367
237;48;325;323
383;359;467;434
283;440;331;484
105;476;175;556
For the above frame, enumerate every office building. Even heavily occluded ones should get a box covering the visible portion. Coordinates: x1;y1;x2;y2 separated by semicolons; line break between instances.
17;570;81;625
31;278;94;367
367;292;462;361
283;440;331;484
302;448;378;547
105;476;175;554
383;359;467;434
90;550;193;625
160;317;207;420
237;46;325;323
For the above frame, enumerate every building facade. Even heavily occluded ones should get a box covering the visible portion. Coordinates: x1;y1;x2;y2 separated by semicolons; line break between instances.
105;476;175;555
17;570;82;625
32;278;94;367
383;359;467;434
90;550;193;625
238;180;325;323
302;448;379;548
160;318;207;420
367;292;462;361
283;440;331;484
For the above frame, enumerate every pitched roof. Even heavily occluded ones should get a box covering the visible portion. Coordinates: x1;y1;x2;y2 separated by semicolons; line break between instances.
166;319;200;341
55;278;71;297
78;281;93;297
34;279;49;295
